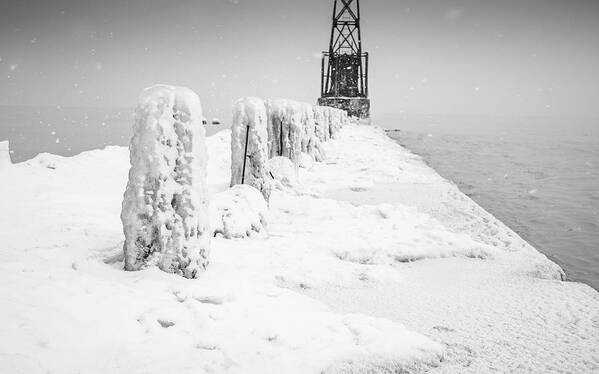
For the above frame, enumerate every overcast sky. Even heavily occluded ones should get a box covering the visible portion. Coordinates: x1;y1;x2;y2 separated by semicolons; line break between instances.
1;0;598;119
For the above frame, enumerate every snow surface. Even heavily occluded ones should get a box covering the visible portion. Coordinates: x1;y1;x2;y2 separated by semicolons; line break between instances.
230;97;272;201
121;85;210;278
0;124;597;373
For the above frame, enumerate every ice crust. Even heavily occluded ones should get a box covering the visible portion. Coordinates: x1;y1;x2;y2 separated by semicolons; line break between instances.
120;85;210;278
265;98;348;166
265;98;304;164
230;97;272;201
313;106;331;143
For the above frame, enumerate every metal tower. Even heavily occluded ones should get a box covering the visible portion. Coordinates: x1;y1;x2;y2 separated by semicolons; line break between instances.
318;0;370;119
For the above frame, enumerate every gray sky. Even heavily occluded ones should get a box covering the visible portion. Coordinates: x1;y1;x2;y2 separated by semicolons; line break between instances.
1;0;598;119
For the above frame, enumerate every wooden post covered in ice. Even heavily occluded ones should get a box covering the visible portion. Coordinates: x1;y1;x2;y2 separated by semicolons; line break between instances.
230;97;271;202
121;85;210;279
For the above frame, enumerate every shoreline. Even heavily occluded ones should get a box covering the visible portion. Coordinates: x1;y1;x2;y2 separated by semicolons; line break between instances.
0;123;597;373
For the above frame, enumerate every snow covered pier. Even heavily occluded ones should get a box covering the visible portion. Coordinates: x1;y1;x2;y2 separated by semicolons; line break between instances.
0;120;597;372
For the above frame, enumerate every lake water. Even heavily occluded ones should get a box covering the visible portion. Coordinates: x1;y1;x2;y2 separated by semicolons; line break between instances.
0;105;225;163
381;114;599;291
1;106;597;290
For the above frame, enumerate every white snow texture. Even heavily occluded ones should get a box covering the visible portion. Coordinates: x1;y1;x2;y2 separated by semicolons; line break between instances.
210;184;268;239
121;85;210;279
1;123;597;374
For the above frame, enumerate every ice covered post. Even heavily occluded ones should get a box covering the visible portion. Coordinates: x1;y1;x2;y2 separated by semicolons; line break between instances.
299;103;316;157
328;107;344;138
313;106;330;143
121;85;210;279
266;99;303;165
230;97;271;201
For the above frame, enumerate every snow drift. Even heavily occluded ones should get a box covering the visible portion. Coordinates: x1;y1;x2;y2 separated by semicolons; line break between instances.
230;97;272;202
210;184;268;239
121;85;210;279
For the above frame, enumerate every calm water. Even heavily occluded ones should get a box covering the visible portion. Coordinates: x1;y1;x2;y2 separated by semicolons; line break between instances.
382;114;599;291
0;105;225;162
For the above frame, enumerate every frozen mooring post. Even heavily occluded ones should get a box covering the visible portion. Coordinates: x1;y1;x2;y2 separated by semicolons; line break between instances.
230;97;271;202
121;85;210;279
266;99;303;165
318;0;370;119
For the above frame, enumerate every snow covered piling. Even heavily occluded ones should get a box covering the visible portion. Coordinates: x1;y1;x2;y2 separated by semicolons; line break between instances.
266;99;303;166
230;97;272;201
327;106;344;138
0;140;11;168
121;85;210;278
229;97;350;168
313;106;330;143
299;102;317;158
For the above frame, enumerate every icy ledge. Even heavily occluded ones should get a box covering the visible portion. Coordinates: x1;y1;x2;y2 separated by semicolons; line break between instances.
0;124;597;373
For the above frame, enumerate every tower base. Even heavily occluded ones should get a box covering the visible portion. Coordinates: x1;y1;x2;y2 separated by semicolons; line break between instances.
317;97;370;119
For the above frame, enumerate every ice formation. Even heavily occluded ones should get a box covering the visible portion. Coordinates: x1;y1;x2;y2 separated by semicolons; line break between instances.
266;99;303;165
210;184;268;239
237;96;351;168
0;140;11;168
120;85;210;279
267;156;299;190
299;102;317;158
327;106;344;138
230;97;272;201
313;106;330;143
298;102;328;162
